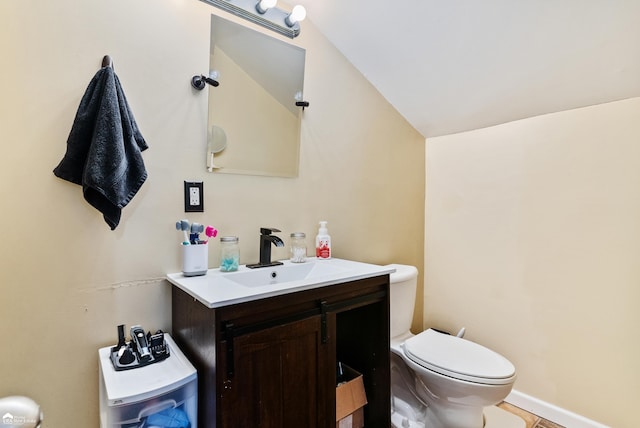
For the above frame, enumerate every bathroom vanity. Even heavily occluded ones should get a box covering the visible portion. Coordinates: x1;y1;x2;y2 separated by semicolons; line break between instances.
168;258;392;428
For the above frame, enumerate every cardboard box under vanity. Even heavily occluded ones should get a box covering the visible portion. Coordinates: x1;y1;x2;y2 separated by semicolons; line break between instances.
336;363;368;428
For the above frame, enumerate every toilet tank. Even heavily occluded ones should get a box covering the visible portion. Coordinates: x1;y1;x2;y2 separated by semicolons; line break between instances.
387;264;419;339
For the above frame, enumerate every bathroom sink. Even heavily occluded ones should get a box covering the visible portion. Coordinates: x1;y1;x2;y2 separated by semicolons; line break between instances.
167;258;396;308
224;261;348;287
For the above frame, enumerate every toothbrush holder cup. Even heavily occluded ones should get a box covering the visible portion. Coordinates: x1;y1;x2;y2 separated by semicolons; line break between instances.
182;244;208;276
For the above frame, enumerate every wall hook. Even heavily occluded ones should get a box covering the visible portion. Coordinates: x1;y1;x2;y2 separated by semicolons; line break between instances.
102;55;113;69
191;75;219;90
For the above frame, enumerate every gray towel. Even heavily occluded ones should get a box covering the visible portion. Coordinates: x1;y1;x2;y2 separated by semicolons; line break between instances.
53;66;148;230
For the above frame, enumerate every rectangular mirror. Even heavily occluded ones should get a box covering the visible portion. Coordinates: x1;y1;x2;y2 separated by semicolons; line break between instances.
207;15;306;177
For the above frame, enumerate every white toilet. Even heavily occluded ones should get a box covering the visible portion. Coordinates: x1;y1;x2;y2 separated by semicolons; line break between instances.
388;264;517;428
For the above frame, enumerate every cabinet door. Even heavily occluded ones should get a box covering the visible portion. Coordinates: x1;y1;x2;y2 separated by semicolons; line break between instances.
219;315;331;428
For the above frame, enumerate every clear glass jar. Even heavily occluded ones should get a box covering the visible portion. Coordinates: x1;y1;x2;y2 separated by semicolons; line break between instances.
289;232;307;263
219;236;240;272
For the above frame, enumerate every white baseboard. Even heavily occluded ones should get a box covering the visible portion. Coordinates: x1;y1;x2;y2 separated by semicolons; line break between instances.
505;390;610;428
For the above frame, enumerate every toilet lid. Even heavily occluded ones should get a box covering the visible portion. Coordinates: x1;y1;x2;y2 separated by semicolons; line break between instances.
403;329;515;385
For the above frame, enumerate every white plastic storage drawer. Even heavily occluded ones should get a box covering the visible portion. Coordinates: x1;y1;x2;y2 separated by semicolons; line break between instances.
99;333;197;428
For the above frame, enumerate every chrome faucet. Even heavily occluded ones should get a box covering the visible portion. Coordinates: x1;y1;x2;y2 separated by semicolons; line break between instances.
246;227;285;269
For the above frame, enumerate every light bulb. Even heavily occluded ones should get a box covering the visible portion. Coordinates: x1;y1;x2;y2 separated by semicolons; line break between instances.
256;0;277;14
290;5;306;22
285;5;306;26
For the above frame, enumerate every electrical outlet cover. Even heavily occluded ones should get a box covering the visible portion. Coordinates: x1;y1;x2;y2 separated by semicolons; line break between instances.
184;181;204;212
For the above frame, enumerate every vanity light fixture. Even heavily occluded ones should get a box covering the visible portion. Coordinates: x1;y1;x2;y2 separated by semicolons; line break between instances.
200;0;306;38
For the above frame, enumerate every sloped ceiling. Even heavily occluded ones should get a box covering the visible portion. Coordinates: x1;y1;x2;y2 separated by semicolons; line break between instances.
295;0;640;138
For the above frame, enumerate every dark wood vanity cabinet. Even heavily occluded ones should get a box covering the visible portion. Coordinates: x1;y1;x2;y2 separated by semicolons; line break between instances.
171;275;390;428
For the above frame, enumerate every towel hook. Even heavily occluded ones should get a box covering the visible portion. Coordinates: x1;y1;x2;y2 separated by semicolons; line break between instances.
102;55;113;69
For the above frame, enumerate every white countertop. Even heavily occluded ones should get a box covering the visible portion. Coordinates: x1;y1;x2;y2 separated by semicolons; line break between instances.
166;258;394;308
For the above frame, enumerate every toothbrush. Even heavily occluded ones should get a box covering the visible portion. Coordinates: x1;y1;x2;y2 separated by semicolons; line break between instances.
175;219;191;245
190;223;205;244
205;225;218;242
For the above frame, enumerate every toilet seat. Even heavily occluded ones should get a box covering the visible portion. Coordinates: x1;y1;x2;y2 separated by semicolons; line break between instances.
403;329;515;385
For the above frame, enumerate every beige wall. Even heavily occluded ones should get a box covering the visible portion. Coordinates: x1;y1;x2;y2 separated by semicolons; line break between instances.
0;1;424;426
425;97;640;428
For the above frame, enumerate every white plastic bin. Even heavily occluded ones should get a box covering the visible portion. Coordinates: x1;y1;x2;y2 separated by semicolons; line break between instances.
99;333;197;428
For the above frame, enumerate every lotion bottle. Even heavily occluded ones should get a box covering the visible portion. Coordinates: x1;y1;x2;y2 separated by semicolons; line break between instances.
315;221;331;259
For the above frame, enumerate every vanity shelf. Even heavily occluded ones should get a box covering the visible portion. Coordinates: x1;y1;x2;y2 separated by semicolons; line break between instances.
169;261;391;428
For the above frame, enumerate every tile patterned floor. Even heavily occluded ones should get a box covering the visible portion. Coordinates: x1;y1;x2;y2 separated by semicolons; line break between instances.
498;402;565;428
